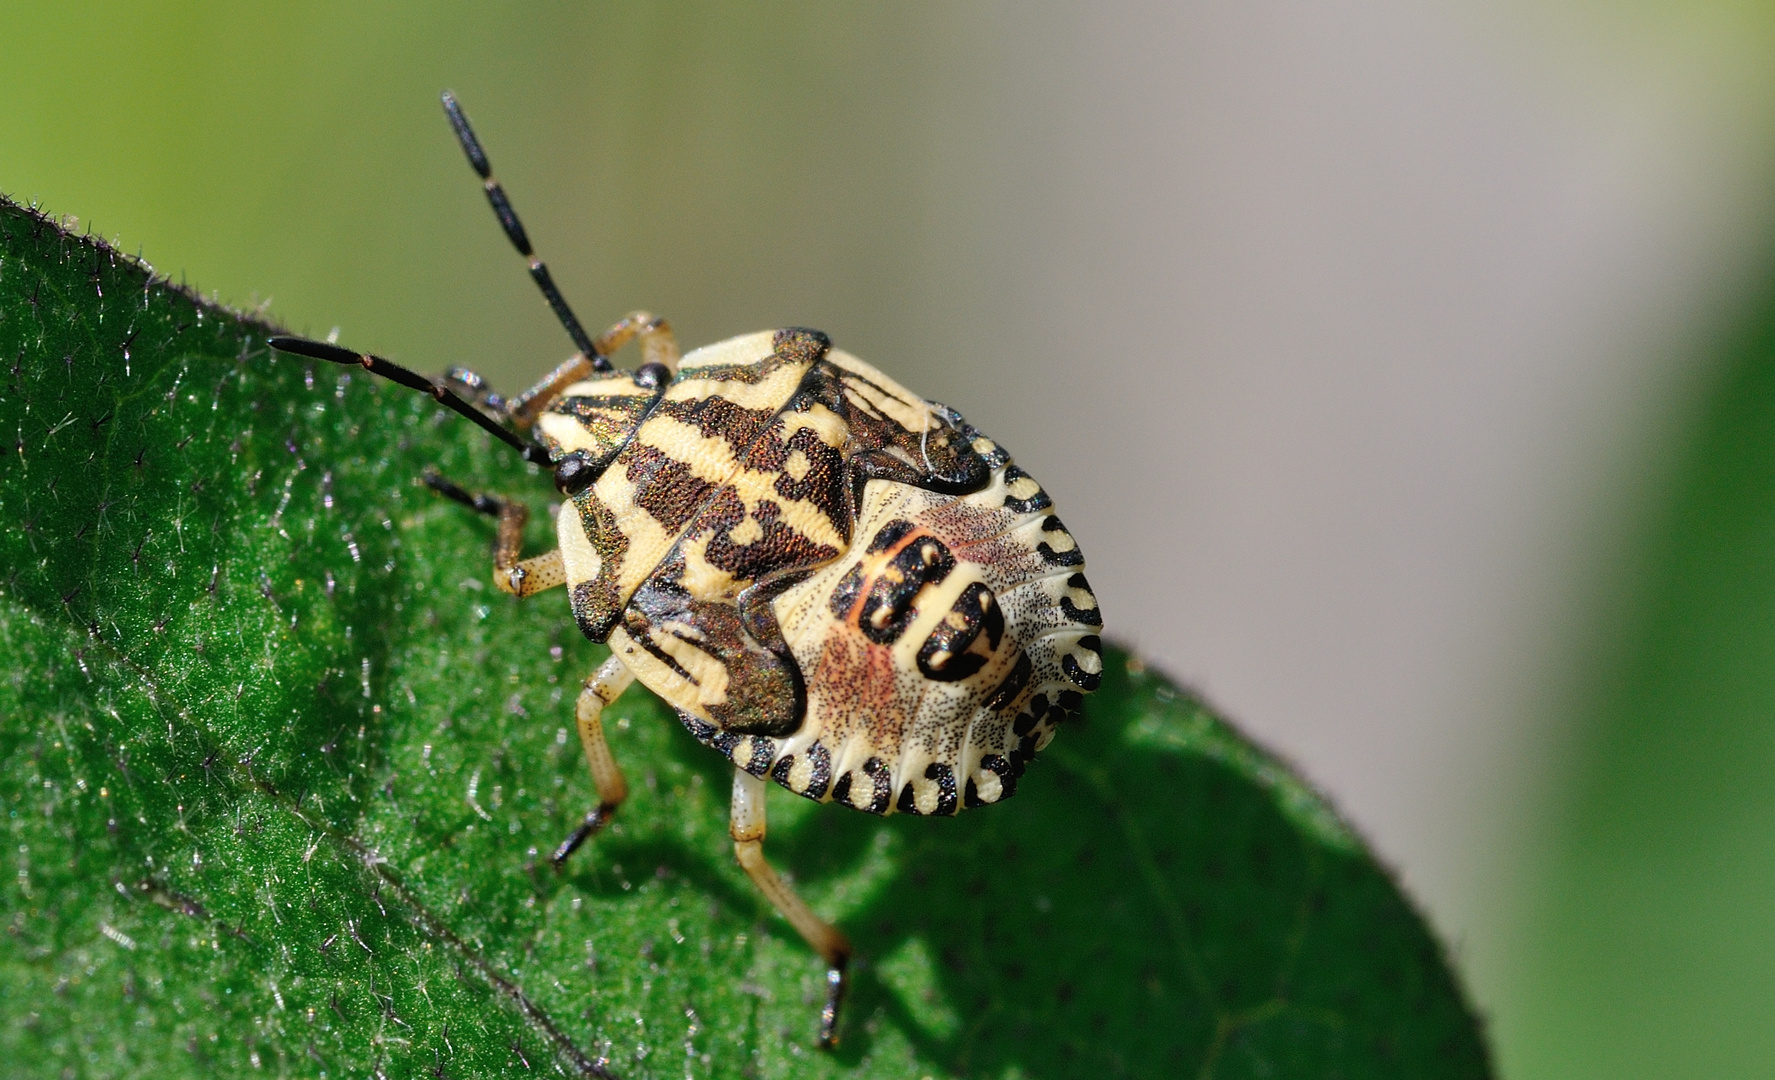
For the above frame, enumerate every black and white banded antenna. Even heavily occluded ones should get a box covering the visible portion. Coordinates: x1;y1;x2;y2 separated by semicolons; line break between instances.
267;335;553;468
441;91;612;374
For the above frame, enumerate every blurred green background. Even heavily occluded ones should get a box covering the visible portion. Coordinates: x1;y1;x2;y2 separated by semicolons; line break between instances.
11;2;1775;1077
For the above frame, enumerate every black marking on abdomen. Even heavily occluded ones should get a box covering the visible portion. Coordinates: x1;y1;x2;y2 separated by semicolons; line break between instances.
831;772;853;805
742;736;775;777
1002;465;1052;513
827;564;866;621
1037;516;1084;567
1061;595;1103;627
858;535;956;646
981;753;1017;799
866;518;918;554
983;651;1034;713
711;729;743;759
1013;693;1050;736
804;740;832;799
917;582;1004;682
861;756;892;814
925;762;958;817
1060;572;1101;627
679;712;717;742
1064;636;1103;691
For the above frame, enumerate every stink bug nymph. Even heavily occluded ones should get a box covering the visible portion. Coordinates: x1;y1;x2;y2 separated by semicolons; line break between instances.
269;93;1104;1049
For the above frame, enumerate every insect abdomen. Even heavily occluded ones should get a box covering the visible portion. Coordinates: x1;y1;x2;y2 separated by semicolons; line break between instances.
705;437;1102;816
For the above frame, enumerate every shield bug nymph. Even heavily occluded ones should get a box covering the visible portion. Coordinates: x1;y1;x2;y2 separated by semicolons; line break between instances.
270;92;1104;1048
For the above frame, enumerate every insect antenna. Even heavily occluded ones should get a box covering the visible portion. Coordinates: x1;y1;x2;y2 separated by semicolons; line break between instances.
441;91;613;374
268;335;553;467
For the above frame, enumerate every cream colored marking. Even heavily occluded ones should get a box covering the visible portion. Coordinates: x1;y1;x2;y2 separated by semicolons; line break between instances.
723;467;848;551
970;436;999;457
975;769;1003;803
637;415;745;483
764;492;847;551
914;778;939;816
1069;643;1104;677
779;403;849;446
926;648;954;671
678;531;740;601
787;754;816;794
590;463;677;603
727;515;765;546
653;621;731;705
675;330;776;375
534;387;651;455
672;357;812;413
1041;525;1078;556
609;626;708;721
783;449;811;482
881;445;920;469
826;349;940;434
1006;474;1044;502
554;499;603;587
555;379;658;402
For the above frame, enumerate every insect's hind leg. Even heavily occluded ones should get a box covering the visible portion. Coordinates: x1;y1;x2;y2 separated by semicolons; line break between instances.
552;654;637;865
422;471;565;596
730;768;852;1048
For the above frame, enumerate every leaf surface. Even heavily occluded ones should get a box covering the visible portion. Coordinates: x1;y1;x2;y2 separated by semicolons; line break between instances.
0;197;1490;1079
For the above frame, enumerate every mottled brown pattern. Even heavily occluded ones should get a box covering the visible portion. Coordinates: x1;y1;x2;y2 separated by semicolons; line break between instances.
625;443;716;535
539;380;664;470
541;328;1099;824
690;486;841;589
651;394;778;459
625;553;803;736
568;487;630;640
797;362;992;503
742;411;850;539
771;327;832;366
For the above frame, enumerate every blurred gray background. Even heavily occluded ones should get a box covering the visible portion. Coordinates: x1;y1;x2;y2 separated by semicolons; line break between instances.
8;2;1775;1075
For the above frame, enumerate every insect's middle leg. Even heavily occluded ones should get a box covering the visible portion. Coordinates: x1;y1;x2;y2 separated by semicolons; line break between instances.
422;472;565;596
552;654;637;866
730;768;852;1048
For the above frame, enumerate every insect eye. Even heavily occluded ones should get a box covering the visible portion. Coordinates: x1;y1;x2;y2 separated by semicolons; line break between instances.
552;450;599;495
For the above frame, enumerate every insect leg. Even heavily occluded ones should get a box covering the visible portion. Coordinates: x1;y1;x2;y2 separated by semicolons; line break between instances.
730;767;852;1048
503;311;681;428
552;654;637;865
593;311;680;375
422;471;566;596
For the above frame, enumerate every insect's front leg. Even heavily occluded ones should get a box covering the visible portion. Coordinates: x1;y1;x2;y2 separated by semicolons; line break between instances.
422;471;566;596
730;767;852;1048
552;654;637;865
504;311;682;427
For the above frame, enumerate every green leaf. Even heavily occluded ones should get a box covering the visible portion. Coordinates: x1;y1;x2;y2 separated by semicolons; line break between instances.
0;195;1490;1079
